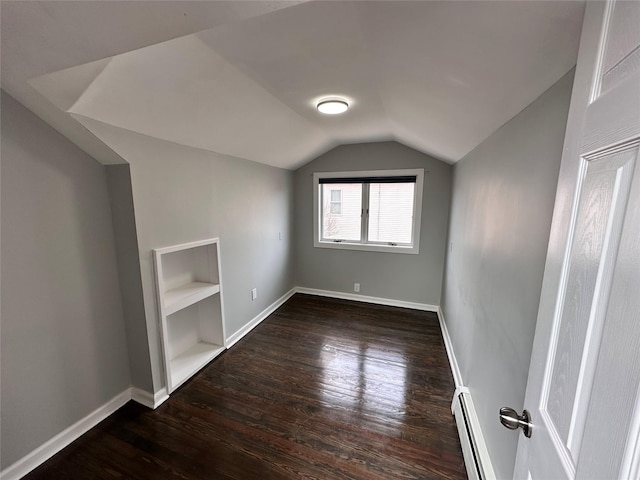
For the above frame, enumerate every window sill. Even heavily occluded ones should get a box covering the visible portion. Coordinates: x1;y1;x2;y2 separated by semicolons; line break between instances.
314;240;419;255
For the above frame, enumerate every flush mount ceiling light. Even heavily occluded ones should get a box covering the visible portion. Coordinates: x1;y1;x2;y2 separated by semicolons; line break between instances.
317;98;349;115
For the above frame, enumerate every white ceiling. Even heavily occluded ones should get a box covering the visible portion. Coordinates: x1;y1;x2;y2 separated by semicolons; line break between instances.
1;1;585;170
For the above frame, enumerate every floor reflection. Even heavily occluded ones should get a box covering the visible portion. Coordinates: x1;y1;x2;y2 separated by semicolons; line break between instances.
319;339;409;430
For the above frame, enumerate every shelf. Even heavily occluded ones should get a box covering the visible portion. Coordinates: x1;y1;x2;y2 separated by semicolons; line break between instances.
154;238;226;394
164;282;220;316
170;341;225;391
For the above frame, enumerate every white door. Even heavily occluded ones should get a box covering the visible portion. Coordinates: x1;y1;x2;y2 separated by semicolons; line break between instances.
513;0;640;478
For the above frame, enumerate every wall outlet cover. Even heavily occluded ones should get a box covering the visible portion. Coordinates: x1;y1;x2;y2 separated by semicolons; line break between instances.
251;288;258;300
354;283;360;293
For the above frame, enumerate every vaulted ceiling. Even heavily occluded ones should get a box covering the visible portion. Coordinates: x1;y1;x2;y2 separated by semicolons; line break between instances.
1;1;585;170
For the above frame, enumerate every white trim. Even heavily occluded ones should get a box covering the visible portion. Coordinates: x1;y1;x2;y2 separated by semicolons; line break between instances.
436;307;464;405
0;385;175;480
452;385;471;416
313;241;420;254
225;288;296;348
313;169;424;255
153;237;226;394
0;389;131;480
131;387;169;410
152;237;219;255
294;287;437;311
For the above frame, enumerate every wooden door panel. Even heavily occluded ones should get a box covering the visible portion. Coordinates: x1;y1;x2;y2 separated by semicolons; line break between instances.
576;143;640;479
540;144;637;476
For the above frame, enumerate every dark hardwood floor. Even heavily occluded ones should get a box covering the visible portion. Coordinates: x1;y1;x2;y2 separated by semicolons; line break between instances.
25;294;466;479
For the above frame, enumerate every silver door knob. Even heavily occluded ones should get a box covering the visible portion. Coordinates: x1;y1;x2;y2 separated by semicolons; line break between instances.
500;407;532;438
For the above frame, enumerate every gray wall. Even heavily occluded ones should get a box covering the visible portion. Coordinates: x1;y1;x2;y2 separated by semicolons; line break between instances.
0;91;132;467
106;165;153;392
294;142;451;305
441;70;574;479
79;122;295;393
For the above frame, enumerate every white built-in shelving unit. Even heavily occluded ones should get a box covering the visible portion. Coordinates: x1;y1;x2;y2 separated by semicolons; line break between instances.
154;238;226;393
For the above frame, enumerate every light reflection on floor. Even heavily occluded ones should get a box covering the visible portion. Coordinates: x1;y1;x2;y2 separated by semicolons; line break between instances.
319;339;409;430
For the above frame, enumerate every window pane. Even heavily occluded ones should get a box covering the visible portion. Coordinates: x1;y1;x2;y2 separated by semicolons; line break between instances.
367;183;414;243
322;184;361;240
330;189;341;202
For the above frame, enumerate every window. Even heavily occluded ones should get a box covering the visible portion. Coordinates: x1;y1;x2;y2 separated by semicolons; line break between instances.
329;189;342;214
313;169;424;254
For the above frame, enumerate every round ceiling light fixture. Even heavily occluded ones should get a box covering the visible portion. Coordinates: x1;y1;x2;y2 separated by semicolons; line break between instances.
317;98;349;115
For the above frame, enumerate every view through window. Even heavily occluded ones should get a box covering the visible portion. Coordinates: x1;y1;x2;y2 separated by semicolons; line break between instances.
315;169;423;254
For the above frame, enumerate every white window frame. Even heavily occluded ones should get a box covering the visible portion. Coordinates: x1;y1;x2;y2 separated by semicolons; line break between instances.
313;169;424;254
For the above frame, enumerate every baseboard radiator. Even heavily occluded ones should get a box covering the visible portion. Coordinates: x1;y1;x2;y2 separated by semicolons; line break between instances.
453;390;496;480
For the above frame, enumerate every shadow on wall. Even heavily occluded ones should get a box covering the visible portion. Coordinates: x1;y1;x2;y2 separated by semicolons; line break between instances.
1;91;131;467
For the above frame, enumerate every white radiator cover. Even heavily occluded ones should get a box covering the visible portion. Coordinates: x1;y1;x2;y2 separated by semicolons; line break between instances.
452;388;497;480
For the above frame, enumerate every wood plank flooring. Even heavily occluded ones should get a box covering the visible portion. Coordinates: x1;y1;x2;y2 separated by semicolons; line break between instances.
24;294;466;479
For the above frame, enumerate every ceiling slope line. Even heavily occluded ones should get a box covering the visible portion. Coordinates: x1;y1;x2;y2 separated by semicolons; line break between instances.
66;58;114;115
28;57;113;113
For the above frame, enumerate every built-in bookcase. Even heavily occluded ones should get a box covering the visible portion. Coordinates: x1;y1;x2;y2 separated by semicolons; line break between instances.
153;238;226;393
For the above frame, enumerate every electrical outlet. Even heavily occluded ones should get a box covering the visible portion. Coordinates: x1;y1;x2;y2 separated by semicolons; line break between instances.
251;288;258;301
354;283;360;293
279;231;282;240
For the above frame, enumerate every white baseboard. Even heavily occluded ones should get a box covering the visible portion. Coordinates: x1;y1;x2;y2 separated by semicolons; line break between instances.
0;385;172;480
294;287;439;312
225;288;296;348
131;387;169;409
436;307;464;409
0;388;131;480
